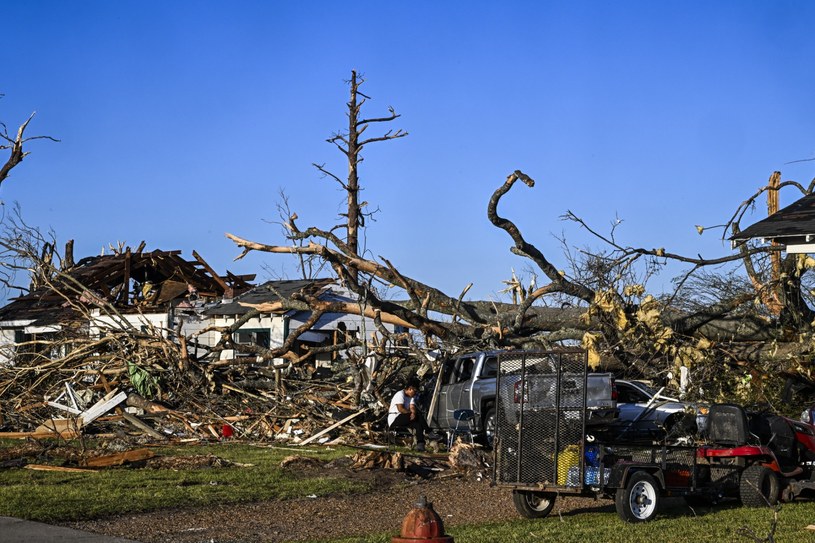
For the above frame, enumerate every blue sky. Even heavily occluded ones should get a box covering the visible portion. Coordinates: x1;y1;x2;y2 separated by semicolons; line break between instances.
3;2;815;301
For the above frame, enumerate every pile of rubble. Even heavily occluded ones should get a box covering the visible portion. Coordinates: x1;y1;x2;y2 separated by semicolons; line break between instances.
0;375;392;446
0;246;419;447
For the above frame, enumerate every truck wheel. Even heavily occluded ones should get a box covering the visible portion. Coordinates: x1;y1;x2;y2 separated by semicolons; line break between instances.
616;472;660;522
739;465;779;507
512;490;556;518
482;407;496;448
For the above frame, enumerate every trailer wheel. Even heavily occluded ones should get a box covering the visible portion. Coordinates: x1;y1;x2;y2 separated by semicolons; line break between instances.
512;490;556;518
616;472;660;522
739;465;779;507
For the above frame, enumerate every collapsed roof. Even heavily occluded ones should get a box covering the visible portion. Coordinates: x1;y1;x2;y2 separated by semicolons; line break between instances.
0;249;255;327
203;278;334;316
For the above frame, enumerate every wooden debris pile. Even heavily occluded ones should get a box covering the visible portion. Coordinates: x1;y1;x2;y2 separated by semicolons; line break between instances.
448;441;491;478
0;247;419;448
0;377;390;447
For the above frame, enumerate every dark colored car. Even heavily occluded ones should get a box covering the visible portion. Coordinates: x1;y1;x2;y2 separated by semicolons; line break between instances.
609;379;708;441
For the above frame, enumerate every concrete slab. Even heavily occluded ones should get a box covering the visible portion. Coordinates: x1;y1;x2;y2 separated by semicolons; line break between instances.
0;516;139;543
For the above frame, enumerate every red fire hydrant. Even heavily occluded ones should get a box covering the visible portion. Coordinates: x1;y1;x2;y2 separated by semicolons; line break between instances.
392;496;454;543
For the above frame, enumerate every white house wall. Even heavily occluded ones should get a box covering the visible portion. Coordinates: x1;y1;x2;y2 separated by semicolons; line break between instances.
192;313;287;361
0;328;17;366
89;311;169;337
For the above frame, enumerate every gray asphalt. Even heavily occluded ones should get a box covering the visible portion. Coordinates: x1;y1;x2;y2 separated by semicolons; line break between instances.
0;517;139;543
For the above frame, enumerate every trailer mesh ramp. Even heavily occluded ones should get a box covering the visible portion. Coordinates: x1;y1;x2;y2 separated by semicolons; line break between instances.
495;350;588;486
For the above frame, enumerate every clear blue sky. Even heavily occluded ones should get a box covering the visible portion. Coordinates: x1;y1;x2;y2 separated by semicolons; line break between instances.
3;2;814;301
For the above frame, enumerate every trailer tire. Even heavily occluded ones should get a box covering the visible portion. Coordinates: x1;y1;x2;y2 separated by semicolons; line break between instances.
616;471;660;522
739;465;779;507
512;490;556;518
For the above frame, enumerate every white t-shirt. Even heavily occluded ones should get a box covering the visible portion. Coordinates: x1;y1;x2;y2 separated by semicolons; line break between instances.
388;389;414;426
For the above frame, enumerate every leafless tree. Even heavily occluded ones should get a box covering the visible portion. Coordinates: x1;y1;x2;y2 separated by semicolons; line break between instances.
0;101;58;188
228;73;815;411
312;70;407;272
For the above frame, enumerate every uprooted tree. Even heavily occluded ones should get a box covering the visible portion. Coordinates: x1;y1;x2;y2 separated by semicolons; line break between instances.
226;72;815;414
2;76;815;443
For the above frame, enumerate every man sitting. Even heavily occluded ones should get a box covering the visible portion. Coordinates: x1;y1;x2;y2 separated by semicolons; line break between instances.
388;377;429;451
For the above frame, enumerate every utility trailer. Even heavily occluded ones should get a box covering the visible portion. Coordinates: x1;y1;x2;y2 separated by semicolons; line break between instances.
492;350;815;522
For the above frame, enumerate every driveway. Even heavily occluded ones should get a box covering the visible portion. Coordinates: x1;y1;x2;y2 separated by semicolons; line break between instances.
0;517;138;543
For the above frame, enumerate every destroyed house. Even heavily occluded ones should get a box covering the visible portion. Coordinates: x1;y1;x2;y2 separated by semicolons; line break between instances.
199;279;406;367
0;249;254;364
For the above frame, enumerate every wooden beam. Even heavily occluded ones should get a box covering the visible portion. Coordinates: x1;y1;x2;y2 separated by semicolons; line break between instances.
79;390;127;426
83;448;155;468
0;429;80;439
25;464;97;473
192;250;230;295
121;412;166;441
121;247;131;305
298;408;368;446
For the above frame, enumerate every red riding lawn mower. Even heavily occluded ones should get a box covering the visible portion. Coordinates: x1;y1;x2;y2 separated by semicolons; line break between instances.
698;403;815;506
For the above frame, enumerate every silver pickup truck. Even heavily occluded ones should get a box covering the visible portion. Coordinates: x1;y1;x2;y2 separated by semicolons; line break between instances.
429;350;617;444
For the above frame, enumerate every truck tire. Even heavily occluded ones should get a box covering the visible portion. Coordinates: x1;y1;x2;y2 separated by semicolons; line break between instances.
739;465;779;507
616;471;660;522
512;490;556;518
482;407;496;448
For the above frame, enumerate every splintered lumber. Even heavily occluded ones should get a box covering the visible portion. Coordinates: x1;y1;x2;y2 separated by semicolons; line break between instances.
80;390;127;426
24;464;97;473
46;401;82;415
84;448;155;467
350;450;404;470
35;418;79;437
121;412;166;441
0;430;80;440
125;393;172;414
298;408;368;446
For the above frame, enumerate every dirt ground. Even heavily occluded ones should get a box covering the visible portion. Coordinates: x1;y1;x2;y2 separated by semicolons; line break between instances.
65;453;612;543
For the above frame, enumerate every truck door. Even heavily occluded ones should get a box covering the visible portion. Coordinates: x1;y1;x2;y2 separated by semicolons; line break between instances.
433;359;456;428
445;355;477;425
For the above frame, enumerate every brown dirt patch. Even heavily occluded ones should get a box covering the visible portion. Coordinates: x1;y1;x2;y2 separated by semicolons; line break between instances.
65;454;611;542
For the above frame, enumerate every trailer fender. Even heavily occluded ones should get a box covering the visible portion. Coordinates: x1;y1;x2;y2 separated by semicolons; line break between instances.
609;464;666;491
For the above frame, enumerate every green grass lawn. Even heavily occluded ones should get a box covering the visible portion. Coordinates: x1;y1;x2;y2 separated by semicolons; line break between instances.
317;500;815;543
0;439;366;522
3;439;814;542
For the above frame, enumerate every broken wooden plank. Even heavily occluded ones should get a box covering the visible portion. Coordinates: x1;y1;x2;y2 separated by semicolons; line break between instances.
222;415;251;422
298;408;368;446
84;448;155;468
121;412;166;441
0;429;80;440
221;383;263;399
46;401;83;415
35;418;79;437
25;464;96;473
192;250;231;294
205;424;220;439
79;390;127;426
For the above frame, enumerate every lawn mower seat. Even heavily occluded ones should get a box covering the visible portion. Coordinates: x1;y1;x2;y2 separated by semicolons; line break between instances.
766;415;798;470
706;403;750;447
